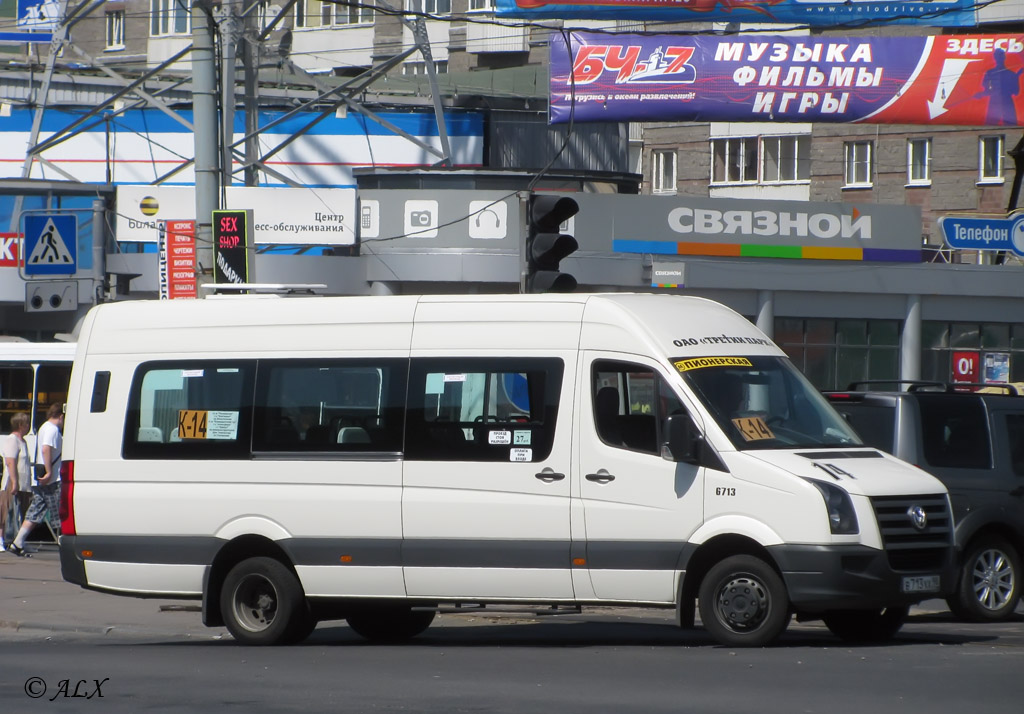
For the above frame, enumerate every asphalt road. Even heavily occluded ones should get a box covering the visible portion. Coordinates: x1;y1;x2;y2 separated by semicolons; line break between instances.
2;546;1023;713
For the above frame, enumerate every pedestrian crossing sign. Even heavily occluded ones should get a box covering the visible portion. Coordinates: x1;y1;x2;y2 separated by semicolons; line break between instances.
23;214;77;276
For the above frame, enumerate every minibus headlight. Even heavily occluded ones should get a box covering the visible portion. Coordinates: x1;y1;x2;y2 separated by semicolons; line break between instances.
809;480;859;535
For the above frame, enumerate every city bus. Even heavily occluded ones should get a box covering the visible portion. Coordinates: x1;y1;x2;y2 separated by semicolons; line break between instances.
0;339;76;458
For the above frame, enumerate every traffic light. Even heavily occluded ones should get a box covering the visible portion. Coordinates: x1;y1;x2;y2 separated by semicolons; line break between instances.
525;194;579;294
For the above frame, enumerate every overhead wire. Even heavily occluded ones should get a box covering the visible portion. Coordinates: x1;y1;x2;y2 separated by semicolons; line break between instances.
6;0;1022;249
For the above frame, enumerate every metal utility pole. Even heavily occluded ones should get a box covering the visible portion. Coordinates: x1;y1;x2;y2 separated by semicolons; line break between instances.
192;0;221;294
242;2;260;186
220;0;242;188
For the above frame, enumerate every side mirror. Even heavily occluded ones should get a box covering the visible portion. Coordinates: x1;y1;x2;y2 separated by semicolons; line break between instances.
662;413;701;463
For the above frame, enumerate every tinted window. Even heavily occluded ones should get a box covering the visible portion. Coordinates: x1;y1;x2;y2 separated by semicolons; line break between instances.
1006;414;1024;477
124;361;255;459
916;394;992;469
252;359;406;452
829;403;896;454
405;358;563;461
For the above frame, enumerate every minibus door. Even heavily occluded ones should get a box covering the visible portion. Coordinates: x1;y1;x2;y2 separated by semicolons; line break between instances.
578;354;705;604
402;356;576;600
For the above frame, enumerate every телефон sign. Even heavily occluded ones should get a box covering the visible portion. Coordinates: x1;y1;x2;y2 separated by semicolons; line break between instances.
939;214;1024;255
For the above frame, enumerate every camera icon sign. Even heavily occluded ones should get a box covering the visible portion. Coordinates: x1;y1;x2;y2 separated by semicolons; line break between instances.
404;200;439;238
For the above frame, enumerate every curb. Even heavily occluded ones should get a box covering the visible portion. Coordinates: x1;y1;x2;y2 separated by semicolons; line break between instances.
0;619;115;635
0;618;229;639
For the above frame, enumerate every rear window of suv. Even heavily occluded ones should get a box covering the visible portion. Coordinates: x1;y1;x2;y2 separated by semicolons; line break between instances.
915;394;992;470
830;403;896;453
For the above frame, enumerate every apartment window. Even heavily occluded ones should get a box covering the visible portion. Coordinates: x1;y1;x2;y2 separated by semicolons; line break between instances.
296;0;326;27
468;0;495;9
980;135;1005;183
762;135;810;183
652;149;677;194
105;10;125;49
151;0;190;36
402;61;448;75
335;1;374;23
413;0;452;14
712;137;757;184
907;138;932;185
844;140;873;187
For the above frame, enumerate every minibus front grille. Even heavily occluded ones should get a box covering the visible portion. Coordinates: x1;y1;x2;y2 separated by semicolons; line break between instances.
870;494;952;572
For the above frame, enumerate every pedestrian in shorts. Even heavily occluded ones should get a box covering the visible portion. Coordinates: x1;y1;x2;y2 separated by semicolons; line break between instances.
7;403;63;558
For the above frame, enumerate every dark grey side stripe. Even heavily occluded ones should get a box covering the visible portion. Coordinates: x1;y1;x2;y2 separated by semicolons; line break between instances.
402;539;569;569
585;541;695;572
63;535;690;571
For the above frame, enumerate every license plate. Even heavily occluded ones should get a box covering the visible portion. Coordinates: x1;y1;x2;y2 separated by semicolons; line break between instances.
902;575;940;593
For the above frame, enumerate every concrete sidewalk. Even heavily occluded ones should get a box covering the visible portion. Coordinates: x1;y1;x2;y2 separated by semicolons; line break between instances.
0;544;227;639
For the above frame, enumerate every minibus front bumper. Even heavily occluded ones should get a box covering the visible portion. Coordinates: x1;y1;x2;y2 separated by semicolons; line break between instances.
767;543;956;612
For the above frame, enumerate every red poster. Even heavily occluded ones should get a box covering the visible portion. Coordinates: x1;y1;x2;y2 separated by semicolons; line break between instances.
0;232;21;267
951;351;980;383
166;221;197;300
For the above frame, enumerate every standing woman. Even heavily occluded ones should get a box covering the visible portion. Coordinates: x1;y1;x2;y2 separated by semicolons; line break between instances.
1;412;31;551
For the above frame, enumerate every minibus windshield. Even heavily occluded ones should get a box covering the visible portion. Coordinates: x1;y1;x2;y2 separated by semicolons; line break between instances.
675;355;862;451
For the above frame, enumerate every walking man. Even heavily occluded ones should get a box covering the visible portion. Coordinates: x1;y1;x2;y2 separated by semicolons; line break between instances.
7;403;63;558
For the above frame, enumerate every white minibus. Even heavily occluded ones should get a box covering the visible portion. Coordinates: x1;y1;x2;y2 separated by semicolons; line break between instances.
59;294;955;646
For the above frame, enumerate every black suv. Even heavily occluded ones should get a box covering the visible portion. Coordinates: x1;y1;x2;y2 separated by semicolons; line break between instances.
824;382;1024;622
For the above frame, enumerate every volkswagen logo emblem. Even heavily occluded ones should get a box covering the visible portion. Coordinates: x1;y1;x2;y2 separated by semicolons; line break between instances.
907;505;928;531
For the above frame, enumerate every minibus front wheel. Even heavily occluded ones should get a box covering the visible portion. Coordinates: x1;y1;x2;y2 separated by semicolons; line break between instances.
221;556;310;646
697;555;791;647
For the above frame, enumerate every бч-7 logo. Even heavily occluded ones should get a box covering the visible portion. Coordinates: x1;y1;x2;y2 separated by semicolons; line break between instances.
572;45;696;85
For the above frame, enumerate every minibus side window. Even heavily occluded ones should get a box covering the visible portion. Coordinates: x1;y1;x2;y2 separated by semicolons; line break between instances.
593;360;684;455
252;359;406;452
123;361;255;460
405;357;563;462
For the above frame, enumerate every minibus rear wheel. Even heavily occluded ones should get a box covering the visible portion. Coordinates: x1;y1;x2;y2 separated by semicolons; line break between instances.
697;555;791;647
346;607;436;642
221;557;308;646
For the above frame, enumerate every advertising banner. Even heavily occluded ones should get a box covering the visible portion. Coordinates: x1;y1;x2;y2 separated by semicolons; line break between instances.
498;0;976;25
116;185;357;245
550;33;1024;126
158;221;197;300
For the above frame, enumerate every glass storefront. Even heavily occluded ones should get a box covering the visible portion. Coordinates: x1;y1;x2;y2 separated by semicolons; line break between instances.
775;318;1024;390
774;318;900;390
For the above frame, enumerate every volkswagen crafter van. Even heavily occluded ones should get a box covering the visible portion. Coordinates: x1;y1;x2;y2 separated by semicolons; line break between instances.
58;294;955;647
